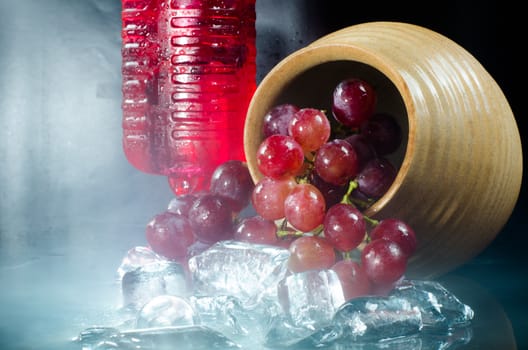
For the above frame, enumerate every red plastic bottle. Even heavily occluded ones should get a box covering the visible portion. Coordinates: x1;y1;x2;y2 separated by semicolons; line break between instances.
121;0;256;195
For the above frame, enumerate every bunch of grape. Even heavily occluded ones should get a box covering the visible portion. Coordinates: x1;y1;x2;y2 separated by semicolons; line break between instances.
252;77;416;298
143;77;417;301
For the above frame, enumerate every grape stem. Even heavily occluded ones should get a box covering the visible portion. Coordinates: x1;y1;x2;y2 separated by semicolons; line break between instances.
341;180;359;204
276;218;323;238
341;180;379;227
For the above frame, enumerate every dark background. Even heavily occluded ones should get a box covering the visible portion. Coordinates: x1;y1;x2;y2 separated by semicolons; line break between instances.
0;1;525;349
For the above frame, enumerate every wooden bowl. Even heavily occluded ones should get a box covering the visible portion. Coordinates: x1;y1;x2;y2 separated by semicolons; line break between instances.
244;21;523;278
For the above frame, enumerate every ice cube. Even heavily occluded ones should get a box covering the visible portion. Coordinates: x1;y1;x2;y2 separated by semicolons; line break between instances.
117;246;164;281
187;240;290;307
270;295;422;347
121;260;188;309
189;295;282;346
278;269;345;330
75;325;240;350
136;295;198;328
389;280;474;330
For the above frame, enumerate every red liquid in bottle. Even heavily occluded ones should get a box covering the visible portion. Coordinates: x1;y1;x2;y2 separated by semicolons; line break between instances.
121;0;256;195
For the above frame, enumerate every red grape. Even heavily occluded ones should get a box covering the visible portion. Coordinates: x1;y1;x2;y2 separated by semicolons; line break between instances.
332;78;376;128
256;134;305;179
331;259;371;300
145;211;196;262
343;133;377;170
287;235;336;273
356;157;397;199
209;160;254;212
314;139;359;186
262;103;299;137
323;203;366;252
369;218;417;257
188;193;235;244
288;108;331;152
234;215;278;245
251;176;297;220
361;239;407;287
167;194;198;217
309;172;347;208
360;112;402;156
284;183;326;232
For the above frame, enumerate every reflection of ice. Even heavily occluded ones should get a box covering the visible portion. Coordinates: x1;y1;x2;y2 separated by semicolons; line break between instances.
75;325;240;350
188;240;290;307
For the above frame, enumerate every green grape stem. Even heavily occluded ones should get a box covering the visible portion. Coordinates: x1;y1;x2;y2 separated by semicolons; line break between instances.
341;180;379;228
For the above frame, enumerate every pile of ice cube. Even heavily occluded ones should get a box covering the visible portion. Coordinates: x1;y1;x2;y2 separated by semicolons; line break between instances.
75;240;474;349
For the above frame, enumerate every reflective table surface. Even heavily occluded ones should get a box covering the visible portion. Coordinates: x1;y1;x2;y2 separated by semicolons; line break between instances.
0;1;526;349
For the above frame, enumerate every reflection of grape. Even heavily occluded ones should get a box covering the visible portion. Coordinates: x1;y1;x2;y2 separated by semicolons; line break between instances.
146;212;196;262
188;194;235;244
323;203;366;252
332;78;376;128
210;160;254;212
284;183;326;232
331;259;371;300
288;235;336;273
256;134;304;179
361;239;407;287
251;176;296;220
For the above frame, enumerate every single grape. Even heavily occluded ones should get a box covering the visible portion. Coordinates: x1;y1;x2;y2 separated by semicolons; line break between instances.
361;239;407;287
323;203;366;252
356;157;397;199
314;139;359;186
145;211;196;262
167;194;198;217
331;259;371;300
256;134;305;179
287;235;336;273
343;133;377;170
262;103;299;137
234;215;278;245
209;160;254;212
360;112;402;156
332;78;376;128
288;108;331;152
309;171;347;208
369;218;417;257
251;176;297;220
284;183;326;232
188;193;235;244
